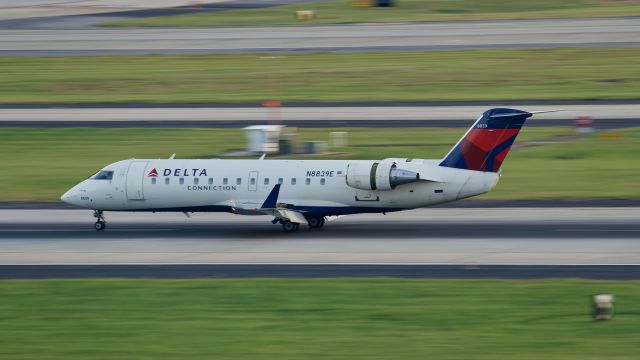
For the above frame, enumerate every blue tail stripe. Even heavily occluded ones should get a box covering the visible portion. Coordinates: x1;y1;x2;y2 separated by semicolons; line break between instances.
483;134;518;172
439;143;467;169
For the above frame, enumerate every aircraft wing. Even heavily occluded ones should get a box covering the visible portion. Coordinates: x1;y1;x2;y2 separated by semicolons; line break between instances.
256;184;308;223
230;205;308;224
274;209;308;224
251;207;307;223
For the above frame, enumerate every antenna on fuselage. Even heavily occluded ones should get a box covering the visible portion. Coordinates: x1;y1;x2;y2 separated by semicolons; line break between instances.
259;153;266;160
169;153;176;159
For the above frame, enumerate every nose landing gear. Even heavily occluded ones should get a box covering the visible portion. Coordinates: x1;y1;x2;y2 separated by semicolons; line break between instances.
93;210;106;231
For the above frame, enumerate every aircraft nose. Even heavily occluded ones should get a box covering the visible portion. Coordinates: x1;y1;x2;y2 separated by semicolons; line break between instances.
60;189;74;203
61;187;81;205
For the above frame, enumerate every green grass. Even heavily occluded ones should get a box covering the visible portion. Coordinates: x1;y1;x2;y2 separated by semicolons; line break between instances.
103;0;640;27
1;49;639;104
488;129;640;200
1;126;639;201
1;279;639;359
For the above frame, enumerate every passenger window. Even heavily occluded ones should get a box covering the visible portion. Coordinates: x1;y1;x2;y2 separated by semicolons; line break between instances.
236;178;242;185
264;178;269;185
305;178;311;185
291;178;296;185
165;178;170;185
320;178;326;185
208;178;213;185
93;170;114;180
223;178;228;185
151;177;156;185
250;177;256;185
179;178;184;185
194;178;199;185
278;178;283;185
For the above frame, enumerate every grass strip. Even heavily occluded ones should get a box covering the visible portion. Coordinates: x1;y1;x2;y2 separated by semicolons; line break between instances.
0;48;639;104
104;0;640;27
1;126;639;201
1;278;639;360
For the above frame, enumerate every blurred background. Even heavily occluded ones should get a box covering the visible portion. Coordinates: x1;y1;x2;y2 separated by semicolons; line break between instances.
0;1;639;359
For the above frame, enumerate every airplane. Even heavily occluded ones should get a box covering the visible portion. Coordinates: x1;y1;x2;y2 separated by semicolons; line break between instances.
61;108;543;232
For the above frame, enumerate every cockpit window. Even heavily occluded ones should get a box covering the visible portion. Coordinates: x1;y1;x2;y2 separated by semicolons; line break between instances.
93;170;114;180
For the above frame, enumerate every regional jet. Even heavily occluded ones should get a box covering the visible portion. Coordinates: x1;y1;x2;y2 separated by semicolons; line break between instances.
62;108;540;232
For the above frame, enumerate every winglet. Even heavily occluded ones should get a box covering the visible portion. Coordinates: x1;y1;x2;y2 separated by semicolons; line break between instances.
261;184;281;209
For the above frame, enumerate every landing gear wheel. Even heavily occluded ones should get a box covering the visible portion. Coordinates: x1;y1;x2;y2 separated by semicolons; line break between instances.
282;220;299;233
93;210;106;231
307;217;325;229
94;220;106;231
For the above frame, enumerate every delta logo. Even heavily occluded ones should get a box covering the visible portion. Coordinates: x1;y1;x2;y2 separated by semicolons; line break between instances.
148;168;158;177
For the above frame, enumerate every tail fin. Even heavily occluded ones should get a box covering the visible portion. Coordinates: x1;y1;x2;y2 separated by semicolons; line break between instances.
439;108;532;172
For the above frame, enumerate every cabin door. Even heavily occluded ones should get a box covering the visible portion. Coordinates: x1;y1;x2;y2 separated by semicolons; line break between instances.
126;161;148;200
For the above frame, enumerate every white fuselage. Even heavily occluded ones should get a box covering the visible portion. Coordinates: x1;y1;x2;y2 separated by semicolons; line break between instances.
61;157;499;216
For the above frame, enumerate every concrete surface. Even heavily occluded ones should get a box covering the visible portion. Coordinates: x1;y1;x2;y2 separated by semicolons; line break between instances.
1;105;638;125
0;18;638;55
1;208;639;266
0;0;233;21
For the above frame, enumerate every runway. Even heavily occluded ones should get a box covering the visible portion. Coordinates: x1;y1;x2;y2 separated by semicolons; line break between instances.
0;0;318;24
1;104;639;128
1;18;638;55
1;208;639;266
2;265;639;280
9;119;635;129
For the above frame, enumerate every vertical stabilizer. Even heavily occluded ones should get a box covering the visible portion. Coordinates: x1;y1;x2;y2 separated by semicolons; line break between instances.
439;108;532;172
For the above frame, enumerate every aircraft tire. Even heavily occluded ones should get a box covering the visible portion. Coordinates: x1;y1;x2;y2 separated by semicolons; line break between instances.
282;220;299;233
94;221;106;231
308;217;325;229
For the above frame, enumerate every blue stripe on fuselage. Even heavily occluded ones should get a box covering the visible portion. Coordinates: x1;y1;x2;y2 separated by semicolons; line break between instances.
113;205;404;217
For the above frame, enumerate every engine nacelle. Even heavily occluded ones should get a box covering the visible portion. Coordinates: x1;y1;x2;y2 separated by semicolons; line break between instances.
346;160;420;191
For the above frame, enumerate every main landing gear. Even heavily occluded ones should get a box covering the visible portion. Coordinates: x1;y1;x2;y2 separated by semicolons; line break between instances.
272;217;326;232
281;220;299;233
93;210;106;231
307;217;325;229
271;218;301;232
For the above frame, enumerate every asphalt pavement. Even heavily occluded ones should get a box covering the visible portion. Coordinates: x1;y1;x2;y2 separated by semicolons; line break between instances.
2;264;639;279
1;5;638;280
1;18;637;55
1;104;638;128
1;208;639;266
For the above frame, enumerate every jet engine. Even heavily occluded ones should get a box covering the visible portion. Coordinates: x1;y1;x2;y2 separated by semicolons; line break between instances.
346;160;420;191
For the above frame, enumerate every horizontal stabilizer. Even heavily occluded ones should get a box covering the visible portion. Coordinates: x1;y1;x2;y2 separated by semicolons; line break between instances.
529;109;565;114
489;112;533;118
489;109;563;118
